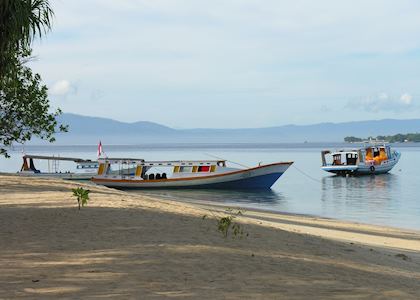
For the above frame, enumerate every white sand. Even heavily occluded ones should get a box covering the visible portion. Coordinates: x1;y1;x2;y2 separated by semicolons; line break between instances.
1;175;420;299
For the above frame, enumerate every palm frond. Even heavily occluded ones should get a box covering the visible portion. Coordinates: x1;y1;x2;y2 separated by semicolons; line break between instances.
0;0;53;52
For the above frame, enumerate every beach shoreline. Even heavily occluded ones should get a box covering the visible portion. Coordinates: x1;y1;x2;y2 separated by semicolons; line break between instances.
154;195;420;235
1;175;420;299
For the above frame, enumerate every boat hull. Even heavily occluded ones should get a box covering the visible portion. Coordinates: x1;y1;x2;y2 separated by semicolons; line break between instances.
92;162;293;190
7;172;94;181
321;153;400;176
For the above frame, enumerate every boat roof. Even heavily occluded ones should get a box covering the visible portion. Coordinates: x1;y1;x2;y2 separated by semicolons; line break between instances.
99;158;225;166
331;150;359;155
324;144;390;154
99;157;146;162
23;155;96;163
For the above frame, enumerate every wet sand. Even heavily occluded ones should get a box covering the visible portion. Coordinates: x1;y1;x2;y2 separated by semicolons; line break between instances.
1;175;420;299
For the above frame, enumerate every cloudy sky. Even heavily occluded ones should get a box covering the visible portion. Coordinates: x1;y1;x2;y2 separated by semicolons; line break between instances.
30;0;420;128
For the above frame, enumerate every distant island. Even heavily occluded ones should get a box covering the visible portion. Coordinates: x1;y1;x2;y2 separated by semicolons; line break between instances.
344;133;420;143
24;113;420;144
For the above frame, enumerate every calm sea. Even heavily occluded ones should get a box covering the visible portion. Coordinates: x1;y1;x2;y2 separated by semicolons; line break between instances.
1;143;419;230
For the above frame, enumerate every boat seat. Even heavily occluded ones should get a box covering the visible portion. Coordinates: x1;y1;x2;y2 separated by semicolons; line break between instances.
162;173;167;179
149;174;155;180
156;173;161;179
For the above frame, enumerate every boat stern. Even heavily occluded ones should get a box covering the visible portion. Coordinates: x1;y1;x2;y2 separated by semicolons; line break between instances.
321;165;359;175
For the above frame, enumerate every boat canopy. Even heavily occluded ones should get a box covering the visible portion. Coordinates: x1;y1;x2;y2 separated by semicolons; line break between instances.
23;155;95;163
330;150;358;156
98;158;226;167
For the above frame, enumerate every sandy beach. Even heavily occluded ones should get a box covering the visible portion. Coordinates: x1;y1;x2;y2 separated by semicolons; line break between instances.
1;175;420;299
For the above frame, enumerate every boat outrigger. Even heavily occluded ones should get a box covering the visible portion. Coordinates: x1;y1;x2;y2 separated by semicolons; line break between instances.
18;155;99;180
92;158;293;189
321;143;401;175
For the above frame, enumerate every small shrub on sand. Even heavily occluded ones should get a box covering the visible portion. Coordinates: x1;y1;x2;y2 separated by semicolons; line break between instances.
217;216;233;237
216;210;246;238
72;187;90;210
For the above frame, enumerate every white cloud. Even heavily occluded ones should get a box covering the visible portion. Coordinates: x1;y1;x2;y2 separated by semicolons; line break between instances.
49;80;73;96
400;93;412;105
349;92;415;112
378;93;389;100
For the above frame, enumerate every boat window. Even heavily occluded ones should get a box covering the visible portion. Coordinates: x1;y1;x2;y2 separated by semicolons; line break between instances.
386;147;392;159
180;166;193;173
198;166;210;172
346;153;358;165
379;148;387;160
366;148;373;160
333;154;342;165
358;150;364;163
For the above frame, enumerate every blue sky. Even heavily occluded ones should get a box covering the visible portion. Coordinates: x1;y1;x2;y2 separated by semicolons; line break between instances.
30;0;420;128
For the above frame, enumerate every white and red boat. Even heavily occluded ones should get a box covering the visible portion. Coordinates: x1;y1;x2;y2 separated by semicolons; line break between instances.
92;158;293;189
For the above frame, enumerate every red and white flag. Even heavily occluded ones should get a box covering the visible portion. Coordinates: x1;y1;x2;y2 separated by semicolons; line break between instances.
97;141;103;158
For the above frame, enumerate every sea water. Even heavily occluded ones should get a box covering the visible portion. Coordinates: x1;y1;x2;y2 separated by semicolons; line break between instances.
1;143;419;230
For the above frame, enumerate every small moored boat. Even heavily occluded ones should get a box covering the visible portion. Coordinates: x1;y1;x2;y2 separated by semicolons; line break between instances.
16;155;99;180
321;143;400;175
92;158;293;189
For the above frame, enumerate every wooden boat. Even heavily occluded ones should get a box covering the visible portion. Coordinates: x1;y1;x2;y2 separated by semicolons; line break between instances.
17;155;98;180
321;143;400;175
92;158;293;189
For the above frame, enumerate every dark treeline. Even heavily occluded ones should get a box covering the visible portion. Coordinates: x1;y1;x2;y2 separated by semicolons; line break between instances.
344;133;420;143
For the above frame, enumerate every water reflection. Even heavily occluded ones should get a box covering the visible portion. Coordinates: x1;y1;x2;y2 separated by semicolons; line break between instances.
137;188;286;207
320;174;401;219
322;174;398;198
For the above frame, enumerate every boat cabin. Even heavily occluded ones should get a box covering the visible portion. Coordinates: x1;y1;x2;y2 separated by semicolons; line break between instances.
364;145;391;165
20;155;98;174
322;144;393;167
96;158;228;180
322;150;359;166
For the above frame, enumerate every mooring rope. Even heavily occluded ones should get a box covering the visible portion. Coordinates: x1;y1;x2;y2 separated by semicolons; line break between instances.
204;153;251;169
292;164;324;184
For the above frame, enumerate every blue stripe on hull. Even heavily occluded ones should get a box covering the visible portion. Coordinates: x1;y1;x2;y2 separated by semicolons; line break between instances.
328;169;391;176
187;172;285;190
110;172;286;190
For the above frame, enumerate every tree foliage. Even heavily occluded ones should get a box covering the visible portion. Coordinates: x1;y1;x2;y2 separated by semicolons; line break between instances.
0;50;67;157
344;136;363;143
344;133;420;143
0;0;66;157
0;0;53;73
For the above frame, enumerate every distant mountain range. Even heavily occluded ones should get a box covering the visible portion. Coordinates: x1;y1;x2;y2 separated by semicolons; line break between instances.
40;113;420;144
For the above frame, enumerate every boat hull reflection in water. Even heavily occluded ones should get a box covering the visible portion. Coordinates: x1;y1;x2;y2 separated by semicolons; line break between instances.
137;188;285;208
